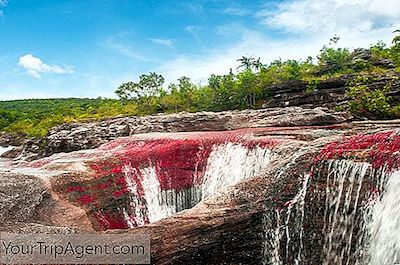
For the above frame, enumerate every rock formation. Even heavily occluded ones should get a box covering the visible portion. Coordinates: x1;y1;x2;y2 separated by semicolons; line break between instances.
0;132;26;147
19;107;351;160
263;70;400;109
1;106;399;264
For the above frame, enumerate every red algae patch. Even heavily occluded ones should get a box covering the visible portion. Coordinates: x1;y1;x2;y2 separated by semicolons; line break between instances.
89;130;282;192
54;130;282;230
315;131;400;171
28;125;343;230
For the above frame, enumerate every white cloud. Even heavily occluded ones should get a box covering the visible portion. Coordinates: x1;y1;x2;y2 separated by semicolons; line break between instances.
157;29;324;85
258;0;400;35
150;38;174;47
184;25;203;39
159;0;399;86
186;3;203;14
223;7;248;16
18;54;74;78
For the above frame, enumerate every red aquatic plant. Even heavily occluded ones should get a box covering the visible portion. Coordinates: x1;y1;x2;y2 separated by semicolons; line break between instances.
77;194;96;205
315;131;400;171
60;130;281;230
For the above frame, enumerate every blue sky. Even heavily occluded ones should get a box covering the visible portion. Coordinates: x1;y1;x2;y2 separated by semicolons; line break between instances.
0;0;399;100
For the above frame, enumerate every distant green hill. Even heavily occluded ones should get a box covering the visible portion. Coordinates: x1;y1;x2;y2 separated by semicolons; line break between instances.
0;98;138;137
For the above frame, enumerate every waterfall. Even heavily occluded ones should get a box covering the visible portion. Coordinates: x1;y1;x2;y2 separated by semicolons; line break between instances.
121;164;183;225
321;161;399;265
122;142;272;227
322;160;370;265
365;170;400;265
0;146;13;156
263;158;399;265
122;164;147;227
263;173;310;265
139;166;177;223
202;143;272;198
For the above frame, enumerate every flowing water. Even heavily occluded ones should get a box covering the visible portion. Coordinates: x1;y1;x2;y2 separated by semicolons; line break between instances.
122;142;272;226
364;170;400;265
0;146;13;156
322;162;399;265
201;143;271;198
263;173;310;265
322;160;370;265
263;157;399;265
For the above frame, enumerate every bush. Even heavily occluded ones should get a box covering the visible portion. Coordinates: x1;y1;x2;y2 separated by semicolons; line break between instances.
346;76;398;118
370;40;400;68
306;79;320;94
389;104;400;117
317;46;351;75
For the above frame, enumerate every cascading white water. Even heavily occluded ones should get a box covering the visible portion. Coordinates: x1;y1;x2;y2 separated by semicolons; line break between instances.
202;143;272;198
322;160;370;265
263;173;310;265
321;161;400;265
0;146;13;156
364;170;400;265
122;164;146;227
122;142;272;226
263;157;399;265
140;166;176;222
292;173;309;264
121;164;179;225
267;209;283;265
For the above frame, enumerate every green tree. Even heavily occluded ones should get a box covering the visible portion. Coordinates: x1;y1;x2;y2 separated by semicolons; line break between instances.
393;29;400;49
115;82;137;100
236;70;260;108
115;72;165;112
237;56;255;71
317;46;351;74
115;72;165;100
346;76;397;118
176;76;196;94
161;76;197;112
237;56;264;72
254;58;265;72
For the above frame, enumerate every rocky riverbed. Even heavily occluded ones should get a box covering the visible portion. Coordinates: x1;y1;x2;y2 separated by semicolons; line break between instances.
0;108;399;264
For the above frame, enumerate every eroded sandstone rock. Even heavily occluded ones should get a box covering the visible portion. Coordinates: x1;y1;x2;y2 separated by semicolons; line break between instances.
263;70;400;109
0;173;46;225
1;120;399;264
20;107;352;160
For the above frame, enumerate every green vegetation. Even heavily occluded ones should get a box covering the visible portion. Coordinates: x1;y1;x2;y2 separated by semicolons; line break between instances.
306;79;320;94
346;76;399;119
1;33;400;138
392;30;400;49
0;99;138;137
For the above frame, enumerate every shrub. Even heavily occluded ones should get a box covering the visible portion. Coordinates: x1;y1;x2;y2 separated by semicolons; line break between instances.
306;79;320;94
317;46;351;75
346;76;398;118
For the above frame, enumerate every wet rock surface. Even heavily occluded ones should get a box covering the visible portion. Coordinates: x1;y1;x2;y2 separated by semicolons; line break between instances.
0;146;23;158
0;109;399;264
